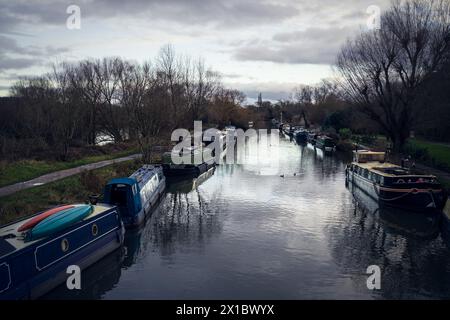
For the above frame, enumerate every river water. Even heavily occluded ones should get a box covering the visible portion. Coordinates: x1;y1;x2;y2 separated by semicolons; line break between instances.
44;135;450;300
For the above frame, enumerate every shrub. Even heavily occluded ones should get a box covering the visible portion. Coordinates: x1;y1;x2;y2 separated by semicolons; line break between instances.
339;128;352;140
404;142;430;162
79;170;102;194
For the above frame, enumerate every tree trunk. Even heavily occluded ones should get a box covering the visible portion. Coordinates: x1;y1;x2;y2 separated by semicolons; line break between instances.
391;131;408;154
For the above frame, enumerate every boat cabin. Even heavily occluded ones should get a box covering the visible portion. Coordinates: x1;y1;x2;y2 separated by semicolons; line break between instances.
353;150;386;163
104;165;165;227
349;151;440;188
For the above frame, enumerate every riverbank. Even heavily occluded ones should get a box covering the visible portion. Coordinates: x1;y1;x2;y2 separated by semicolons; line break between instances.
351;135;450;191
0;142;139;188
0;160;143;225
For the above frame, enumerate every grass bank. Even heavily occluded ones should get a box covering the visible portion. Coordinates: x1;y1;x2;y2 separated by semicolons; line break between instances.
0;144;139;188
406;139;450;171
0;160;142;226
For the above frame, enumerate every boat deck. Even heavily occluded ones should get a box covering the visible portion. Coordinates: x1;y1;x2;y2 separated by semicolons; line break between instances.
354;161;436;178
0;204;113;255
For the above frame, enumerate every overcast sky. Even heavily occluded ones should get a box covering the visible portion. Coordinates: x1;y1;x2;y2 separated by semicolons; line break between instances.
0;0;391;101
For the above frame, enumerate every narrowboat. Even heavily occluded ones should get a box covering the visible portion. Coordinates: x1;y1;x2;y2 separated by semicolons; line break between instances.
440;198;450;247
346;150;448;212
104;165;166;228
294;129;308;144
162;146;216;177
315;135;335;153
0;203;124;300
307;133;318;145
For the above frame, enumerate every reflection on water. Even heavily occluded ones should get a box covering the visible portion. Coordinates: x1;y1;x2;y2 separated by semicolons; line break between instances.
43;135;450;299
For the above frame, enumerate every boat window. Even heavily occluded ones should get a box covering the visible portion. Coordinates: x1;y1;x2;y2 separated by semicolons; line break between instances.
374;174;381;184
362;169;369;179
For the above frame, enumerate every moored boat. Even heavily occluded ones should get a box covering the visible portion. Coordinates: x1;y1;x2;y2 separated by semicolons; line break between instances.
0;203;124;300
441;197;450;245
315;135;335;153
346;150;448;212
104;165;166;228
307;132;318;145
294;129;308;144
162;146;216;177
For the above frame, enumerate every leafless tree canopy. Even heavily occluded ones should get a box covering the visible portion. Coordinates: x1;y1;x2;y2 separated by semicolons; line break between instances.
1;46;246;161
336;0;450;151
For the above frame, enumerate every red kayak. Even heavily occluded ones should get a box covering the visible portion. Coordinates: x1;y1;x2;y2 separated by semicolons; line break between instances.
17;205;75;232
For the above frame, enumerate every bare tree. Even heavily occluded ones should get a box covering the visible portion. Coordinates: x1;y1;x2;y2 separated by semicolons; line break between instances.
337;0;450;151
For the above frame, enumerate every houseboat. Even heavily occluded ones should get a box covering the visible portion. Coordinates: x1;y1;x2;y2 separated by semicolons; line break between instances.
294;129;308;144
162;146;216;177
315;135;335;153
307;132;318;145
104;165;166;228
441;197;450;236
0;203;124;300
346;150;448;212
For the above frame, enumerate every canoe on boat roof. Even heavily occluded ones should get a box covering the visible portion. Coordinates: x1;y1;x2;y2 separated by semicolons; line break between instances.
25;204;94;242
17;205;75;232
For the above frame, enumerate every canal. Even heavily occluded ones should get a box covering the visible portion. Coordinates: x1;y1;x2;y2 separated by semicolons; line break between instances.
44;135;450;299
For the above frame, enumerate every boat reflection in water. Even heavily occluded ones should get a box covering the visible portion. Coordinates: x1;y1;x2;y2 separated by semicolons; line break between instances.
41;247;124;300
166;167;216;194
347;180;441;239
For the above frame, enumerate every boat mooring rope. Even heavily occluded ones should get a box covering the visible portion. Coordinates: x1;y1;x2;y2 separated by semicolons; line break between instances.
372;181;436;207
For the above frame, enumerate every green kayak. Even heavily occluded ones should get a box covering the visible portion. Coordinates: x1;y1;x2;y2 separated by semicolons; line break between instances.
26;204;94;242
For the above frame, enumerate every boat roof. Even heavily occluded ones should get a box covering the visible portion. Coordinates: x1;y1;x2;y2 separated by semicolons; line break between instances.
0;204;113;259
352;161;436;178
106;177;136;186
107;165;162;187
354;150;385;155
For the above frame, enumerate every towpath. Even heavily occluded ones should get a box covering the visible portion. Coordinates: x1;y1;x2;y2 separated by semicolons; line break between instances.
0;154;141;198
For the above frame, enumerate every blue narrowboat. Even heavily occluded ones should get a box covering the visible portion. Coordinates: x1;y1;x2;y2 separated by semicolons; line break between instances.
104;165;166;228
0;204;124;300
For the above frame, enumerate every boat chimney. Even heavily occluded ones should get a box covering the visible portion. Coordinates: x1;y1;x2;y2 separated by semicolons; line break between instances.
88;194;100;205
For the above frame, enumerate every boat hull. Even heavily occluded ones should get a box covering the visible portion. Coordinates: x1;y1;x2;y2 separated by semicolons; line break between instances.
347;170;447;212
122;178;166;228
0;207;124;300
162;162;215;177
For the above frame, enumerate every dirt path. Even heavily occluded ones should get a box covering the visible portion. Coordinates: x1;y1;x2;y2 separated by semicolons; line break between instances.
0;154;142;198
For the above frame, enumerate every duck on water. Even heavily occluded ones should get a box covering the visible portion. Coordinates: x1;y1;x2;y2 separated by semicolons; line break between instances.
346;150;448;212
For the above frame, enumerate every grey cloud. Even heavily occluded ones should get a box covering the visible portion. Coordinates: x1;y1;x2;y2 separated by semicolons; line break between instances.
233;26;359;65
0;55;41;71
0;34;67;71
0;0;299;32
